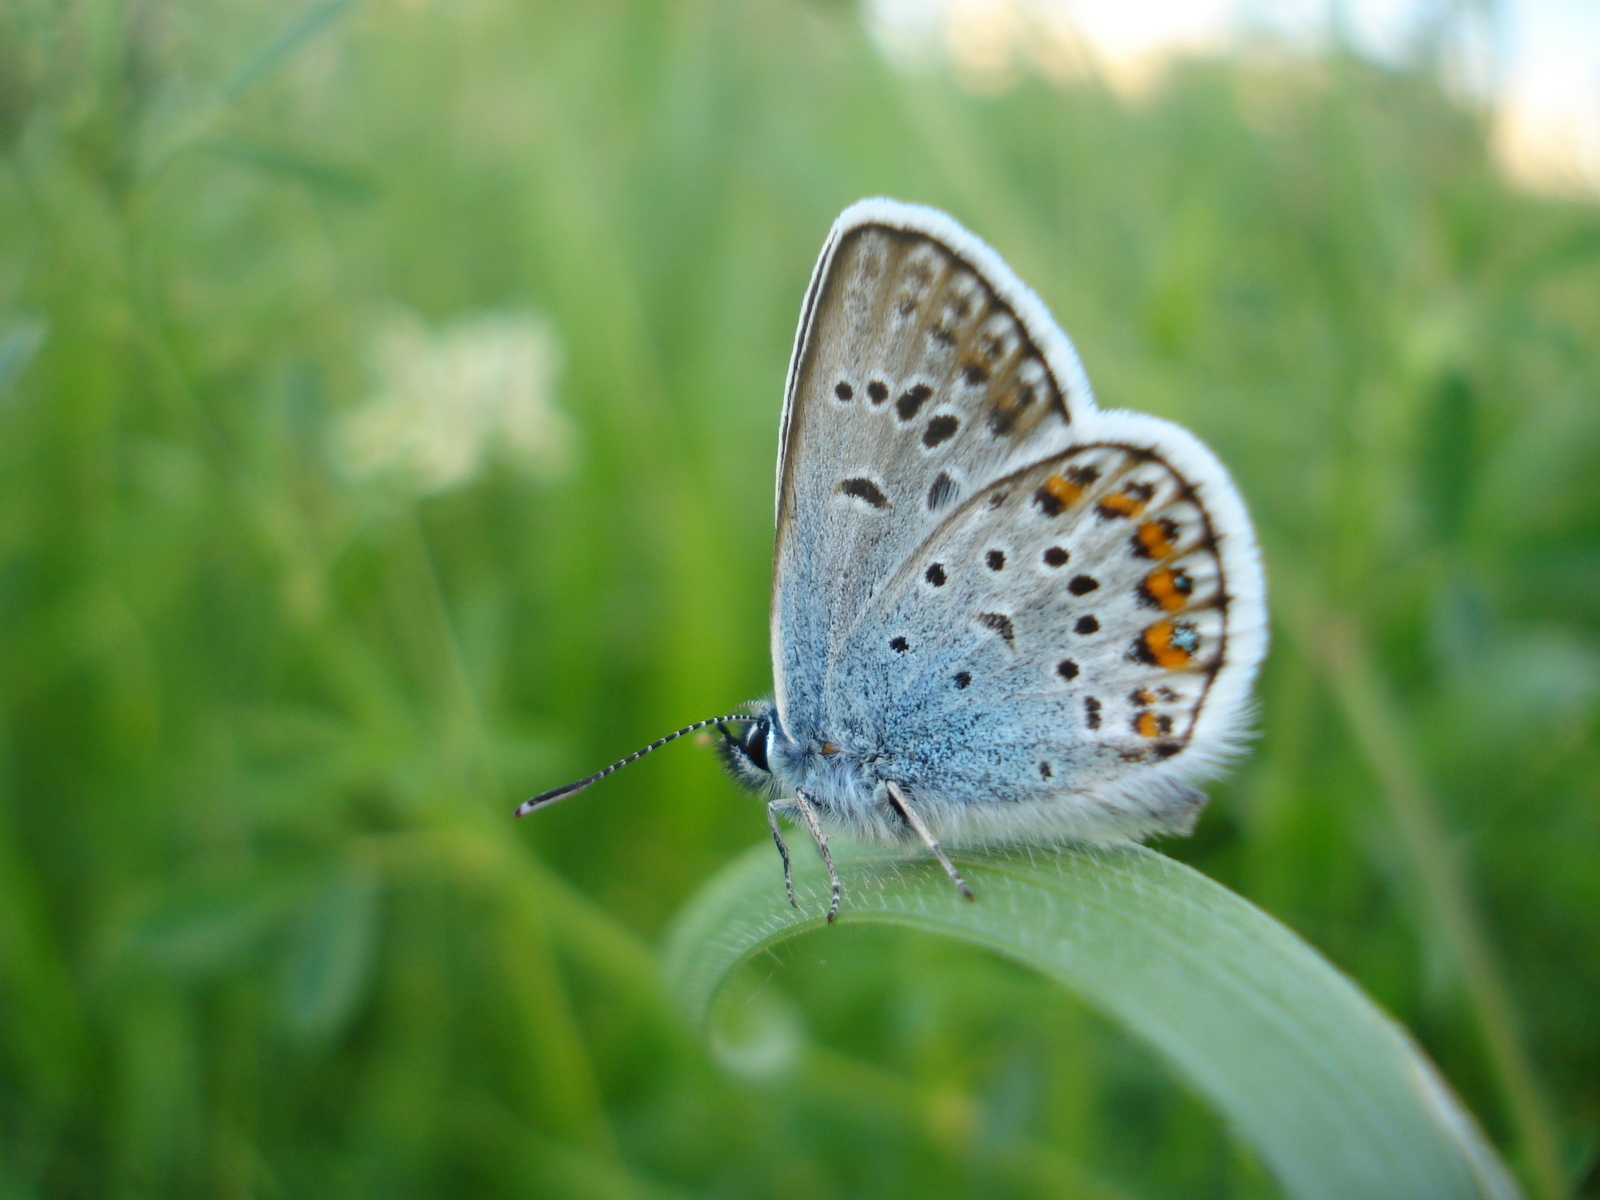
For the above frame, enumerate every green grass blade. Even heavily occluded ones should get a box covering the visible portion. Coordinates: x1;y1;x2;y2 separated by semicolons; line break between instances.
222;0;354;101
663;842;1520;1200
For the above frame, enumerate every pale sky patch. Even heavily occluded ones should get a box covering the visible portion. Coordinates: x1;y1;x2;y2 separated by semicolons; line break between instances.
866;0;1600;195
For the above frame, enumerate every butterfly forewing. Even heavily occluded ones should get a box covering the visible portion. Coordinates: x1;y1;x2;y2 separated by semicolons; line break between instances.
774;216;1088;730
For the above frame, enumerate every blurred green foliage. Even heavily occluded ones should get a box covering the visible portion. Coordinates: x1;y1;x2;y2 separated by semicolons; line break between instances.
1;1;1597;1197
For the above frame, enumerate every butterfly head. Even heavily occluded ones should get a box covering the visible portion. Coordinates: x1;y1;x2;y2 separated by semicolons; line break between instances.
715;701;782;795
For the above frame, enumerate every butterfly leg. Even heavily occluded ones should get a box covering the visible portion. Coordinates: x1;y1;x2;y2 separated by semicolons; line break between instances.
885;781;975;902
791;788;842;923
766;800;799;911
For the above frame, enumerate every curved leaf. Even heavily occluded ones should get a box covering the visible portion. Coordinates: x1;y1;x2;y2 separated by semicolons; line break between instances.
663;842;1519;1200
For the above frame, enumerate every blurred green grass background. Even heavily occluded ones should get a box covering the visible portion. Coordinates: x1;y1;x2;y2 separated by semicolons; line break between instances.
1;1;1597;1196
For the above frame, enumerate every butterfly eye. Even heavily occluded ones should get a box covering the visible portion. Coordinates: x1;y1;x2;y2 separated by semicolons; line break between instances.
743;720;771;772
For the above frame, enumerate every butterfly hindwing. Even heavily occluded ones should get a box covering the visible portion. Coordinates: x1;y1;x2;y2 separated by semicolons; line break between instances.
827;440;1248;840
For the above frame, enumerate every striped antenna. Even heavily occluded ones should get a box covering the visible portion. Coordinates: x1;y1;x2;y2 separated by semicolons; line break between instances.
515;714;759;817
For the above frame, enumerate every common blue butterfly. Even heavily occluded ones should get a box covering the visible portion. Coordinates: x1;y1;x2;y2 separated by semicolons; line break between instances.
521;200;1267;922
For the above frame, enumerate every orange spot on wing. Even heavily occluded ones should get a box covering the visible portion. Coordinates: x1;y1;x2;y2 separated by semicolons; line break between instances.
1135;711;1160;738
1098;490;1146;518
1142;620;1194;669
820;742;838;756
1136;520;1177;559
1042;474;1083;507
1143;567;1190;611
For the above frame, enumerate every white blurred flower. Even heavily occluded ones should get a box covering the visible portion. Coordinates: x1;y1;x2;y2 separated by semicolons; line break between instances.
336;308;575;494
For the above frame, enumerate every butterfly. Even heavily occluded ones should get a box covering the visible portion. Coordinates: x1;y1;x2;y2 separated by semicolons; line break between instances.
520;199;1267;922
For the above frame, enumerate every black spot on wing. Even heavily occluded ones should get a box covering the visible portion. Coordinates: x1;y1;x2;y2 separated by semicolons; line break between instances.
923;415;960;448
977;613;1014;643
988;380;1037;436
927;472;958;511
896;384;933;420
839;478;888;508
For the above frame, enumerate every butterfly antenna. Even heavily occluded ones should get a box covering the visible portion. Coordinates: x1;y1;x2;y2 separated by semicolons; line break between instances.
515;714;758;817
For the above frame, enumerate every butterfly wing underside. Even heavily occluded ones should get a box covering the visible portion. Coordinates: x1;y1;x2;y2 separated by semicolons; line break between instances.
773;204;1091;720
773;200;1265;840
